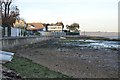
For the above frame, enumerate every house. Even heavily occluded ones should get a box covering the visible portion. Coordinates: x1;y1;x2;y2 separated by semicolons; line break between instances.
46;22;64;32
13;19;26;28
26;23;45;35
27;23;44;31
11;27;22;37
25;22;65;36
11;19;26;37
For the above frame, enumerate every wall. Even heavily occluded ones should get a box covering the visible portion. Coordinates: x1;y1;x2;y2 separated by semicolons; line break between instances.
39;32;66;37
1;36;52;50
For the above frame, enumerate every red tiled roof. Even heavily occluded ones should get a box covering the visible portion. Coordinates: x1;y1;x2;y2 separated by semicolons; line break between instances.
27;23;45;30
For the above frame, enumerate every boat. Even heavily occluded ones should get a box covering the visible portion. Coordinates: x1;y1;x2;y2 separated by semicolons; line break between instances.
0;51;15;63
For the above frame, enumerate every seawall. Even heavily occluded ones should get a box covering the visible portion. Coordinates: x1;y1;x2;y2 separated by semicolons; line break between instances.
0;36;52;50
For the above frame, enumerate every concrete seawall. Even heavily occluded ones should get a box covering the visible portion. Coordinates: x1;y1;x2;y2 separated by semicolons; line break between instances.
0;37;52;50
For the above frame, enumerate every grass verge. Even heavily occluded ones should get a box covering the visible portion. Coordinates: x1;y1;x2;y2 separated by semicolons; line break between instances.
3;55;69;78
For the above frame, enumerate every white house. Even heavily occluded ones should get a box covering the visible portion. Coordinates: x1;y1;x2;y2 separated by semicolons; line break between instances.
47;25;63;32
46;22;64;32
11;27;22;37
11;20;26;37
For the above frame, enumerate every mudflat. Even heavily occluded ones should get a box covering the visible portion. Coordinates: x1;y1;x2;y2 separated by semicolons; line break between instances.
12;38;118;78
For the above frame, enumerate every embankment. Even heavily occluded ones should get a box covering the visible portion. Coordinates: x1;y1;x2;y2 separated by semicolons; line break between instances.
0;36;53;50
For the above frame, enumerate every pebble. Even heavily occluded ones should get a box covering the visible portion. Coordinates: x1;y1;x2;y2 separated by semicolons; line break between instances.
2;67;24;80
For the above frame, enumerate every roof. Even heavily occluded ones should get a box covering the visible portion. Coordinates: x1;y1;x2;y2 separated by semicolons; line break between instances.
48;22;64;26
27;23;45;30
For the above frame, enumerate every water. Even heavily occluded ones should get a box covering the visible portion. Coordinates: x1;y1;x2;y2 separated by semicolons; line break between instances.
104;36;119;39
81;32;118;39
88;41;119;49
62;39;119;50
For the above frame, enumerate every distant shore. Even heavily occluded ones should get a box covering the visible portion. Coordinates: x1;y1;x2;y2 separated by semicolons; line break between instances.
80;31;119;39
64;35;120;41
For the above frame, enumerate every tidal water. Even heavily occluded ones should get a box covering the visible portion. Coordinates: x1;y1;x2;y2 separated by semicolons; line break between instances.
62;39;119;50
80;32;119;40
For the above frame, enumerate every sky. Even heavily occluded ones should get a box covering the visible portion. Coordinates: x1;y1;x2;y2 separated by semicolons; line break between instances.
12;0;119;32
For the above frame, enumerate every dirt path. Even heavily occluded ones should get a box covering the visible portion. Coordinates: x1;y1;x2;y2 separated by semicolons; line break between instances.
12;39;118;78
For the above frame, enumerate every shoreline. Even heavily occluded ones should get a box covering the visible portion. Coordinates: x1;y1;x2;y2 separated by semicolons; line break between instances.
64;35;120;41
3;38;118;78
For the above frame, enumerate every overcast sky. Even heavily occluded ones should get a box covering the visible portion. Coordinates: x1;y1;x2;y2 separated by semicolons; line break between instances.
13;0;119;32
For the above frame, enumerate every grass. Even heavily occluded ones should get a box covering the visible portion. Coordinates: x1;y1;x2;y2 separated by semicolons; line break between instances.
3;55;69;78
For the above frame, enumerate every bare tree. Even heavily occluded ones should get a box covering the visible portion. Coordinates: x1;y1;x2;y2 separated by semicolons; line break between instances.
1;0;20;37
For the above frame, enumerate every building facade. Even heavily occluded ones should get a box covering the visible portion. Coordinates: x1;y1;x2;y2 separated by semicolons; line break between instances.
47;25;63;32
46;22;64;32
